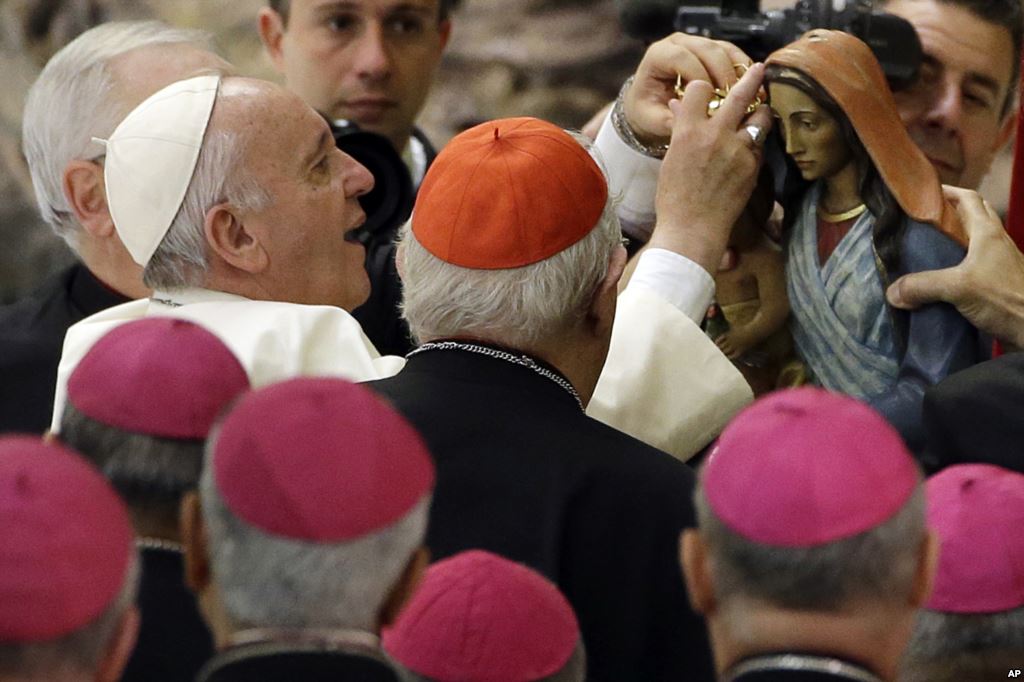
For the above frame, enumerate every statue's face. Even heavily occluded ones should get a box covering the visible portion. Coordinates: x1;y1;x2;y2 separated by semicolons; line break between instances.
769;82;854;182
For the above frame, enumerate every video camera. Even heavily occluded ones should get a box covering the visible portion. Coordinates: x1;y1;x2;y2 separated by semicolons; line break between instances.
623;0;923;89
328;118;415;246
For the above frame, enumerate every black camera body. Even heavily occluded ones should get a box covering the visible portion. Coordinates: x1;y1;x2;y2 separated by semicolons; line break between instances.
675;0;922;88
328;118;415;246
620;0;922;90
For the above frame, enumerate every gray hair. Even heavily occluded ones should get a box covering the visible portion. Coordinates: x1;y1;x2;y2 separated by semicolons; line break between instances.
900;605;1024;682
58;401;203;528
0;556;140;680
142;126;271;290
199;460;430;632
396;640;587;682
694;484;926;611
21;20;214;249
399;132;621;348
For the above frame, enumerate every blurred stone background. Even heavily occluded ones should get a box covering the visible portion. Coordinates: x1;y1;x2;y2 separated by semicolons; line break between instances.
0;0;1013;302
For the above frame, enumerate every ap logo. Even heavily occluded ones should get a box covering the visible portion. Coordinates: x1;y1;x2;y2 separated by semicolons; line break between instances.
1009;670;1022;677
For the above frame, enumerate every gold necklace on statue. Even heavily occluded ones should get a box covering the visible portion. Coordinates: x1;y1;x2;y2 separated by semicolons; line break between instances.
817;203;867;223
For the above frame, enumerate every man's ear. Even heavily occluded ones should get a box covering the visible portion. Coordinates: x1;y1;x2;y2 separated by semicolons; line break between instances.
997;105;1017;149
180;492;211;595
379;546;430;629
680;529;717;616
910;529;940;608
586;245;628;338
257;7;287;73
96;605;140;682
437;19;452;51
63;160;114;238
204;204;269;275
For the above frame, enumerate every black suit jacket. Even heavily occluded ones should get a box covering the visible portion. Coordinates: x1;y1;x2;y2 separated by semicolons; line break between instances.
0;263;128;434
369;347;714;682
123;547;214;682
922;353;1024;474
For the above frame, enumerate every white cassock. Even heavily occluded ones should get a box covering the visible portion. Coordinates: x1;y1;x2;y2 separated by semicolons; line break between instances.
51;113;752;461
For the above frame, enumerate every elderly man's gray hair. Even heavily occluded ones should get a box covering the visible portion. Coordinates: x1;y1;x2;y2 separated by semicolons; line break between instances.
59;401;203;526
142;126;271;290
694;484;926;612
399;132;621;349
199;454;430;632
0;556;139;680
22;21;215;249
900;605;1024;682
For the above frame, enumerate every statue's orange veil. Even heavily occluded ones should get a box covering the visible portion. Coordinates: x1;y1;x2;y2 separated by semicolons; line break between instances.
767;30;967;246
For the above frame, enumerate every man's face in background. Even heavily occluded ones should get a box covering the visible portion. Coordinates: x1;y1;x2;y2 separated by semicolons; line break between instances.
259;0;451;153
884;0;1017;190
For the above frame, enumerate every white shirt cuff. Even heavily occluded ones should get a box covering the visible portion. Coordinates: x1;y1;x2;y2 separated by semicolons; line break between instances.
629;248;715;323
593;109;661;242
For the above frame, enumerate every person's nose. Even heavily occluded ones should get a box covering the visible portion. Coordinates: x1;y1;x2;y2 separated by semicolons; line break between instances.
922;77;964;135
353;22;391;82
340;151;375;198
784;126;801;156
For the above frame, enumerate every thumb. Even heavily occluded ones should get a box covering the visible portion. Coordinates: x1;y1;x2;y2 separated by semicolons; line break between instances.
886;269;955;309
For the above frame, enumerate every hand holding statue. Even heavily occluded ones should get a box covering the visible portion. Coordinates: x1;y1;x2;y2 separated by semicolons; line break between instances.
887;186;1024;348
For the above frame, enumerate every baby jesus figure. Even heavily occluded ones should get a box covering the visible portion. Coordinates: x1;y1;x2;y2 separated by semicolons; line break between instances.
709;171;792;395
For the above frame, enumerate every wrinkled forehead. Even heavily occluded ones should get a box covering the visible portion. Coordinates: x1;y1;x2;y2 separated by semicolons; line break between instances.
214;77;331;173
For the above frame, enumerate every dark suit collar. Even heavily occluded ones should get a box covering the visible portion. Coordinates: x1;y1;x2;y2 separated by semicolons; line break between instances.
68;263;132;318
404;339;583;412
197;632;399;682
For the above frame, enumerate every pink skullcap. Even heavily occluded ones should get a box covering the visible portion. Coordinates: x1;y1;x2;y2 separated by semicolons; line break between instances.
0;436;134;642
67;318;250;439
412;117;608;269
212;377;434;542
382;550;579;681
703;387;919;547
925;464;1024;613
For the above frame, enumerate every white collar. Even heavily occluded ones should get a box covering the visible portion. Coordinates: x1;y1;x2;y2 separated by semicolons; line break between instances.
227;627;380;652
149;287;250;308
401;135;428;188
724;653;884;682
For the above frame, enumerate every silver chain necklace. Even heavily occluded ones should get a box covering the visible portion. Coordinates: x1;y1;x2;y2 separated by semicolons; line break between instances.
136;537;184;553
407;341;584;412
724;654;884;682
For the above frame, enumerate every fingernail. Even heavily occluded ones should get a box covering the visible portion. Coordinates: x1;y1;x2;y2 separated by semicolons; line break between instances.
885;283;901;306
